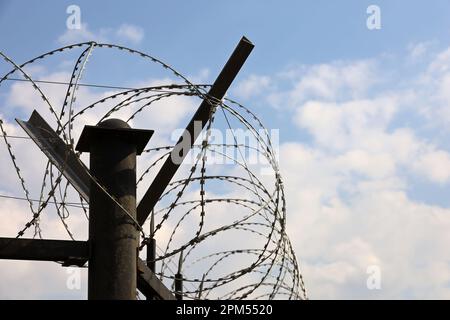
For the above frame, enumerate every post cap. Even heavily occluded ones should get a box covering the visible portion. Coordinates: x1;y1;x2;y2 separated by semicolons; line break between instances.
75;119;154;155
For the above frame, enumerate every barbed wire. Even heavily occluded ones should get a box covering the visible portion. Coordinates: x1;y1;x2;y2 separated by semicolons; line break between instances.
0;42;306;300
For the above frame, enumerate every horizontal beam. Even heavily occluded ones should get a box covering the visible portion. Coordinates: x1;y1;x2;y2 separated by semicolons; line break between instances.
0;237;89;266
137;36;254;225
0;237;174;299
137;258;175;300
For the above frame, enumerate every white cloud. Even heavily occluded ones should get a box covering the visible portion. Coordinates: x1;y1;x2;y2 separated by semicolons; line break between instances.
274;44;450;298
57;23;145;46
267;60;377;109
234;75;271;99
7;71;71;113
116;24;145;44
437;73;450;105
58;23;110;45
413;150;450;184
335;150;395;179
294;97;398;151
414;46;450;128
407;41;434;61
428;47;450;74
281;142;450;299
0;260;87;299
292;61;375;101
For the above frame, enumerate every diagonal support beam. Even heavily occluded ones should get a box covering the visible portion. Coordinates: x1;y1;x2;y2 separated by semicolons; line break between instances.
137;259;175;300
16;110;90;202
0;237;89;266
136;36;254;225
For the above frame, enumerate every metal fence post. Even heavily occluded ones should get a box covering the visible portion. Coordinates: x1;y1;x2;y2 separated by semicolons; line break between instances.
76;119;153;300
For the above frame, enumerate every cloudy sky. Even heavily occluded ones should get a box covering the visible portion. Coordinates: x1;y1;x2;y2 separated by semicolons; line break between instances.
1;0;450;299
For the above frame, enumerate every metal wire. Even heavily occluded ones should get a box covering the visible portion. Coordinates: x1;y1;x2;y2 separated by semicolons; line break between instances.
0;42;306;300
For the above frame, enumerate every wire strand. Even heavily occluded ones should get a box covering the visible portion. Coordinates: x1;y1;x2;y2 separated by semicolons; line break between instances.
0;193;87;208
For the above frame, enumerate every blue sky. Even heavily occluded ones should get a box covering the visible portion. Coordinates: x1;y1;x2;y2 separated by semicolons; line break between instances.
1;0;450;299
2;1;450;73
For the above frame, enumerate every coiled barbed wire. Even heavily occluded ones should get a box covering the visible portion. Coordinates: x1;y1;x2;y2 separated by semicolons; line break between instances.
0;42;307;300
